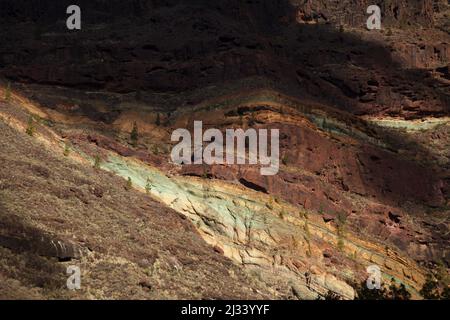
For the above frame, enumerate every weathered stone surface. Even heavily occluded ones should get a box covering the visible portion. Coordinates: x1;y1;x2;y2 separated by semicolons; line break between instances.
0;0;448;118
0;0;448;300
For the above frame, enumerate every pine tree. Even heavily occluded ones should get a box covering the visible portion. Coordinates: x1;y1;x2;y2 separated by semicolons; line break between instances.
63;143;71;157
93;155;101;169
355;280;389;300
420;274;440;299
130;121;138;147
125;177;133;191
304;220;311;239
4;82;11;102
145;178;151;194
26;116;35;136
389;278;411;300
323;290;341;300
155;113;161;126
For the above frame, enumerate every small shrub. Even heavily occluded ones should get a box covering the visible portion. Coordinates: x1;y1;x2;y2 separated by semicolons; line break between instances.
63;143;71;157
4;82;11;102
355;280;389;300
388;278;411;300
163;112;171;127
26;116;35;136
419;272;450;300
420;274;441;299
145;178;151;194
337;238;345;251
266;197;274;210
322;290;341;300
130;121;138;147
300;211;308;220
304;220;311;239
436;260;449;286
306;239;312;257
292;236;299;249
155;113;161;126
337;213;347;228
442;287;450;299
248;112;256;126
151;145;159;155
93;155;101;169
318;205;324;215
125;177;133;191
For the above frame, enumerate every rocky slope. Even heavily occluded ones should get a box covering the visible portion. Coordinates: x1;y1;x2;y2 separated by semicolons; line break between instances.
0;95;280;299
0;0;449;299
0;0;449;117
0;79;448;299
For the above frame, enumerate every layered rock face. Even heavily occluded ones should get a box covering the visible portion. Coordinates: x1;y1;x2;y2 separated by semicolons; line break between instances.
292;0;438;26
0;0;449;299
1;81;448;299
0;102;277;299
0;0;448;117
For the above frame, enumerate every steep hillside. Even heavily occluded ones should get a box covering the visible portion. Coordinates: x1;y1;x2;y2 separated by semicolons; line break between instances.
0;0;449;300
1;79;448;299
